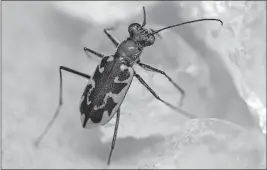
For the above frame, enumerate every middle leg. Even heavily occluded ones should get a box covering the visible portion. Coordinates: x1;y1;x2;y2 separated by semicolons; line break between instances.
138;62;185;107
134;72;196;119
84;47;104;59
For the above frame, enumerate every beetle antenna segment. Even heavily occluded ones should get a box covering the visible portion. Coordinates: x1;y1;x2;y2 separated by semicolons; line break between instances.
141;6;146;27
151;19;223;34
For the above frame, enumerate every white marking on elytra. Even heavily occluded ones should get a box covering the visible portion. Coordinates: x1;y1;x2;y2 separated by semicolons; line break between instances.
93;91;120;111
80;95;85;105
94;67;134;124
81;114;85;125
83;65;135;127
114;76;120;83
107;56;114;62
93;105;100;110
99;65;104;73
99;56;114;73
87;79;95;105
87;78;96;87
93;65;131;111
120;64;127;71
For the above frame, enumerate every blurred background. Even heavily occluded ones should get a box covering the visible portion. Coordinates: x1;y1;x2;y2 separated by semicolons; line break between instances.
2;1;266;169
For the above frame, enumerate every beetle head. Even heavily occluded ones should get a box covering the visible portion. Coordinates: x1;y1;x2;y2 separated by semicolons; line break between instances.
128;6;223;49
128;23;155;47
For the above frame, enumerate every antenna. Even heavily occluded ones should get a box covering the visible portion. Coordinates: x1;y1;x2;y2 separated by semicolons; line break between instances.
141;6;146;27
151;19;223;34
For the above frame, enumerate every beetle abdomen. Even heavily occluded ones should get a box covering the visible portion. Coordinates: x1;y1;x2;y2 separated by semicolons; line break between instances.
80;55;134;128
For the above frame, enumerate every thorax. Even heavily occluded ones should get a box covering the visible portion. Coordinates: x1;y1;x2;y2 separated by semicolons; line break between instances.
116;39;142;66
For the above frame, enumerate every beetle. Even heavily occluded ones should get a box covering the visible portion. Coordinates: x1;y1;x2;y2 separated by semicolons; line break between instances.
35;6;223;166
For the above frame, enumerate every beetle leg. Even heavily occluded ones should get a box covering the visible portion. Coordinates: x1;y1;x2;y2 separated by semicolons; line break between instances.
137;62;185;107
134;72;196;119
35;66;91;146
107;108;121;165
84;47;105;59
104;27;120;47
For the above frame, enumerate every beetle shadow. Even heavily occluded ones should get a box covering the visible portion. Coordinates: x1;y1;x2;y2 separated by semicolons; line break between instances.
91;135;165;162
69;127;165;164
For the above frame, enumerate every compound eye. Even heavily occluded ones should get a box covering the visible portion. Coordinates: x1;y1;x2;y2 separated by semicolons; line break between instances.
145;35;155;46
128;23;141;35
148;35;155;44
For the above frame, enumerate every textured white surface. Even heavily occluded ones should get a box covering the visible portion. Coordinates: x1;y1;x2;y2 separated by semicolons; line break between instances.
141;118;266;169
2;1;266;169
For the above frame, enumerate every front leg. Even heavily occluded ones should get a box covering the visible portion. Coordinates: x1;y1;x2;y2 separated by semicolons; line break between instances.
35;66;91;146
138;62;185;107
104;27;120;48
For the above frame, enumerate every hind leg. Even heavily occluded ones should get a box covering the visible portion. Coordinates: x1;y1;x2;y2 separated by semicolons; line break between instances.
107;108;121;165
35;66;91;146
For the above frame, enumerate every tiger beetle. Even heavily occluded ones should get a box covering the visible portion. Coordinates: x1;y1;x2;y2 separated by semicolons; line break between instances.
35;6;223;166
